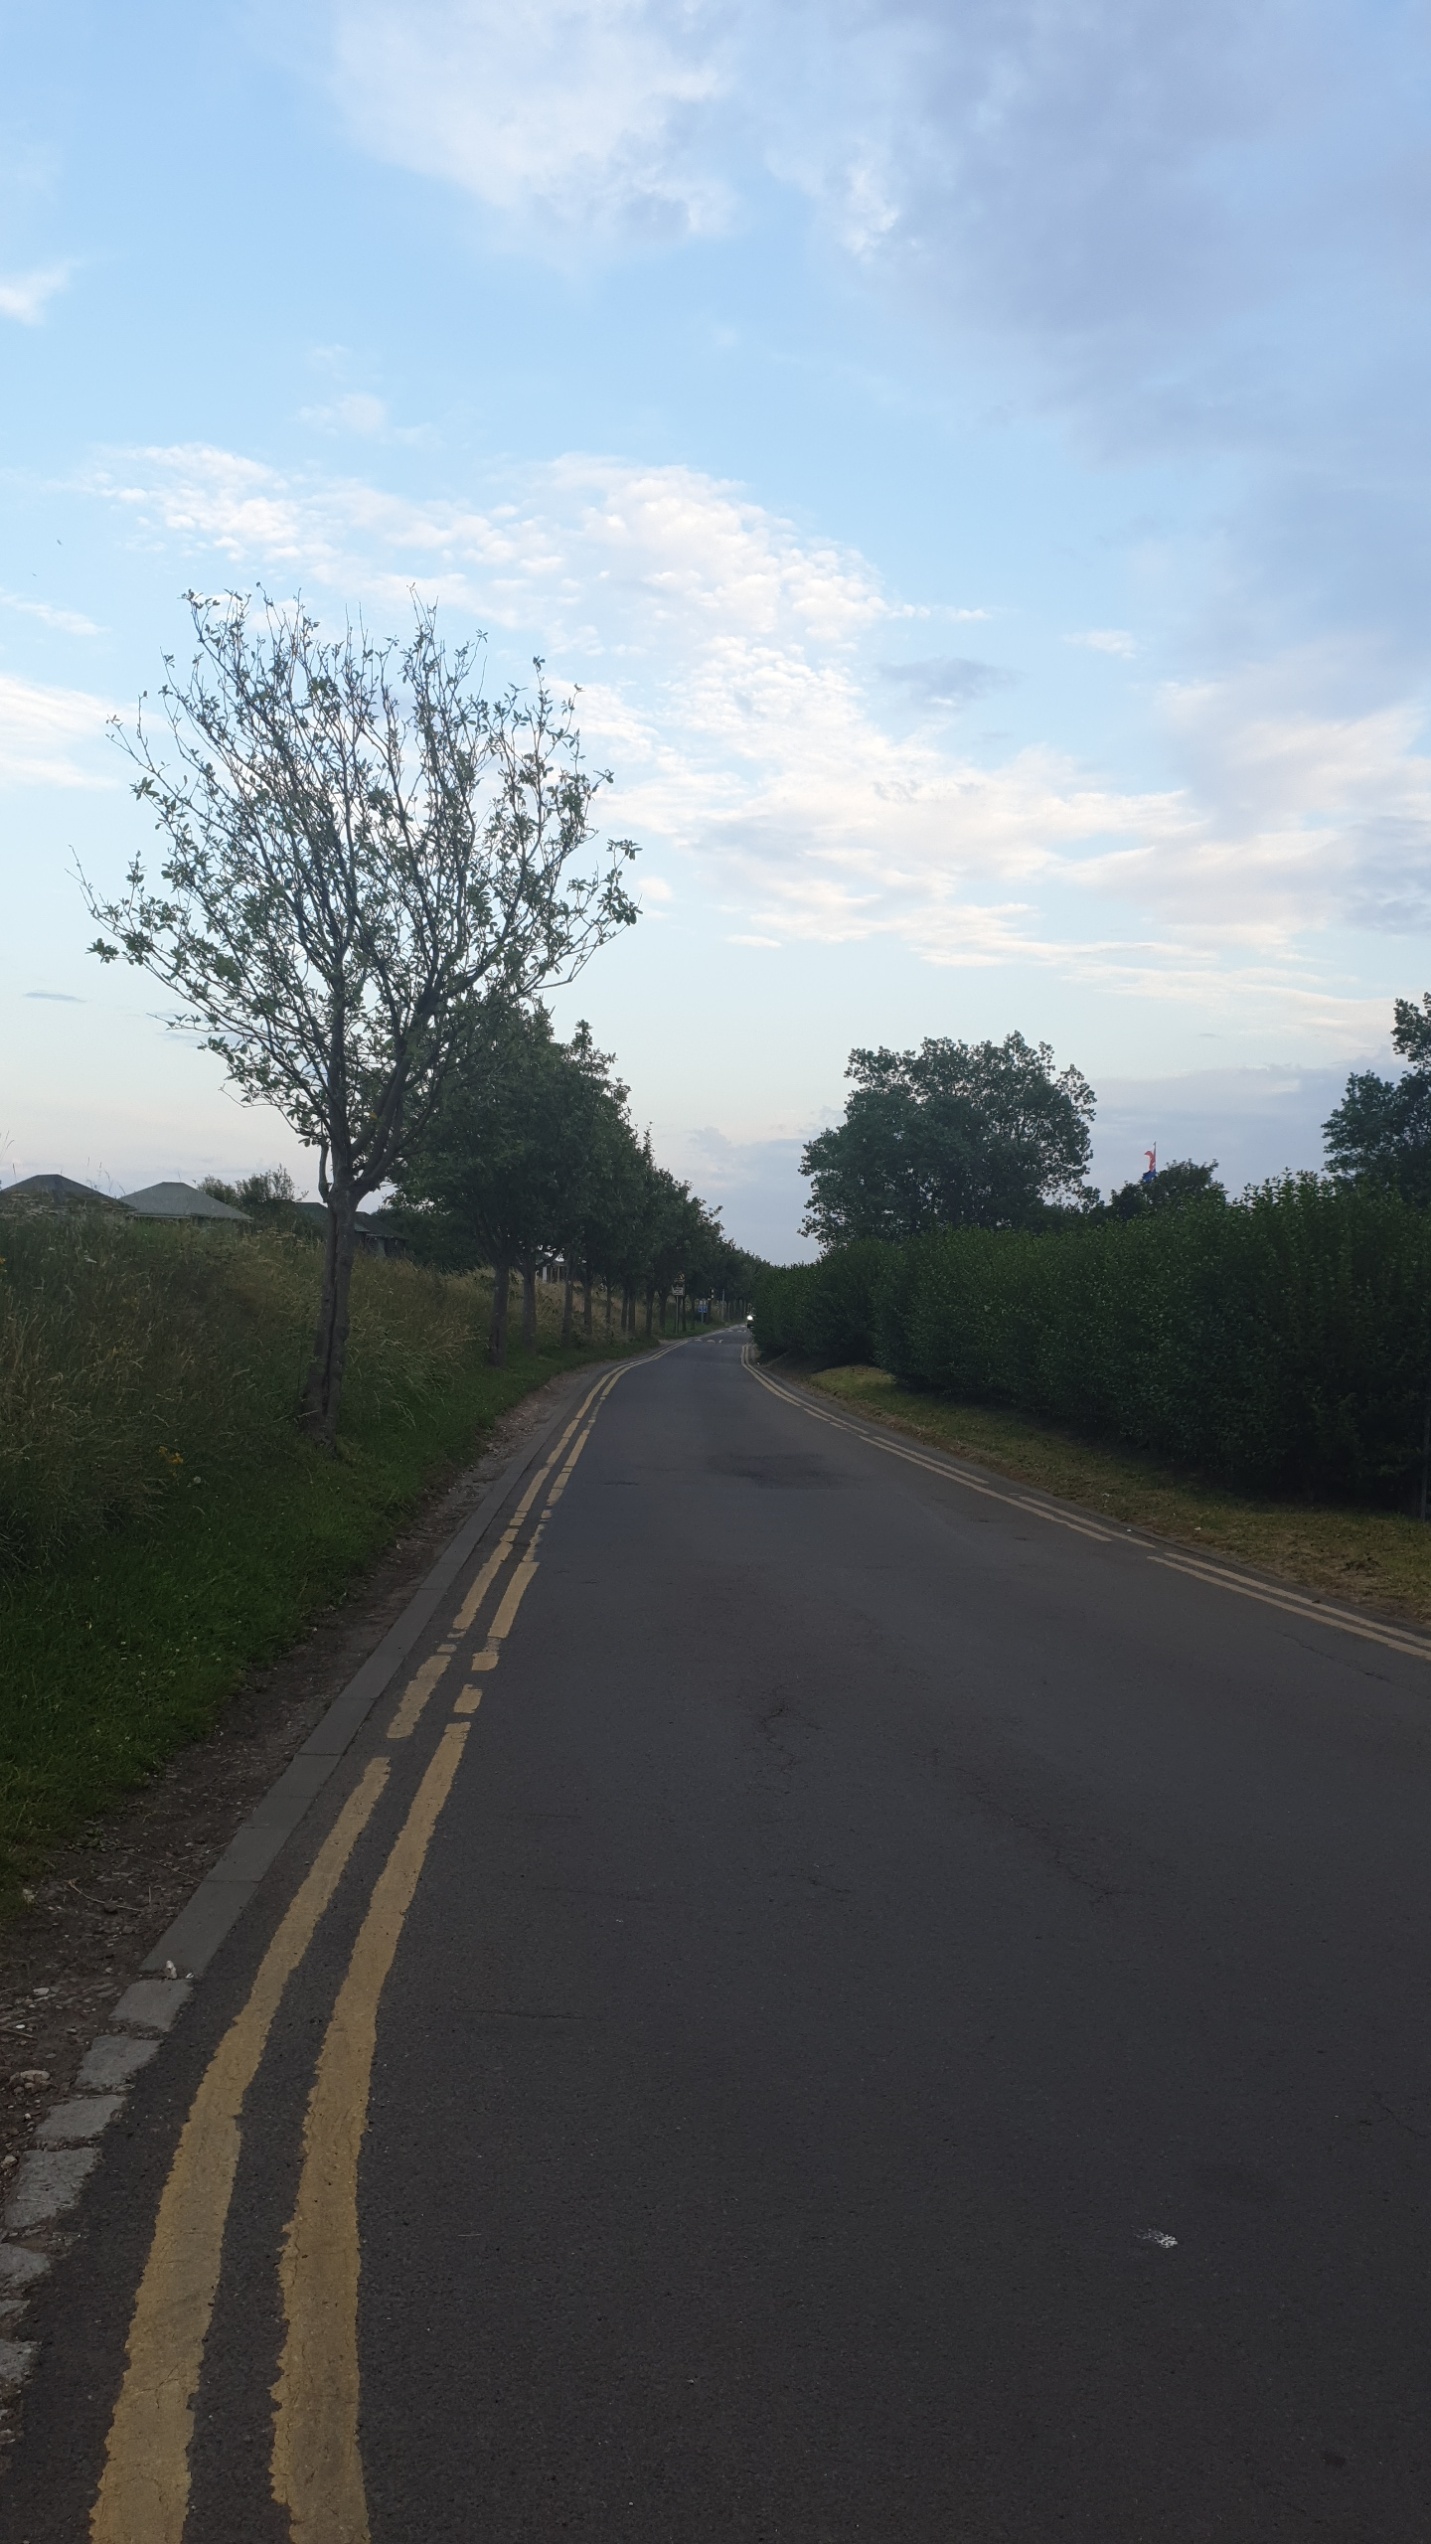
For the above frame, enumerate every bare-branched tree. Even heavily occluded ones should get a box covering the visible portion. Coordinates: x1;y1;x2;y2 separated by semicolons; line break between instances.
84;592;637;1442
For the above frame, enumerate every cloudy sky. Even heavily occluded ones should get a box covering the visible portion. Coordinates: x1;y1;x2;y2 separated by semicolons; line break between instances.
3;0;1429;1253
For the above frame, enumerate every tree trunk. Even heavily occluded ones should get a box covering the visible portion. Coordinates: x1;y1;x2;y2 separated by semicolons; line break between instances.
301;1187;360;1448
489;1256;511;1366
521;1257;538;1351
583;1262;594;1337
562;1270;574;1344
604;1280;613;1335
644;1285;654;1338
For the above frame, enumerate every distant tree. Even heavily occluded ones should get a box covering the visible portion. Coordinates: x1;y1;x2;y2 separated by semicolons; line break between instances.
201;1165;299;1216
552;1021;632;1340
85;593;637;1441
398;995;570;1363
1324;993;1431;1207
1105;1158;1225;1220
801;1033;1095;1248
402;999;760;1350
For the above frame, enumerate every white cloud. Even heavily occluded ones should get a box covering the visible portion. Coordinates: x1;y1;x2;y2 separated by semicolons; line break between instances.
0;263;72;324
328;0;736;240
299;390;391;435
0;673;116;788
0;592;102;637
1089;678;1431;944
1068;628;1137;658
82;439;1431;1030
315;4;1417;371
312;0;1431;671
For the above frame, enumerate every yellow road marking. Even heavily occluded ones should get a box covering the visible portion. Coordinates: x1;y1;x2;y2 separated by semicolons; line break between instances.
544;1409;604;1508
92;1362;634;2537
450;1379;625;1718
489;1556;539;1641
272;1724;470;2544
90;1759;390;2544
451;1526;522;1637
391;1370;628;1740
384;1639;457;1740
449;1367;626;1640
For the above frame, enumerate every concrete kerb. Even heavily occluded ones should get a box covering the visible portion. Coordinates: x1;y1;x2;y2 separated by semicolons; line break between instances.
0;1352;638;2310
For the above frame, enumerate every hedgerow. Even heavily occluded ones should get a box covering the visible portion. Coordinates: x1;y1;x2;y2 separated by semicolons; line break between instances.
753;1179;1431;1499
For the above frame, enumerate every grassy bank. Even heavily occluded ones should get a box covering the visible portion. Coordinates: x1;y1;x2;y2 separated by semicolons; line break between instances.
804;1364;1431;1631
0;1210;642;1882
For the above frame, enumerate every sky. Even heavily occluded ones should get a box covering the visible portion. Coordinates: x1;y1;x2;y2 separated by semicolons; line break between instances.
3;0;1430;1258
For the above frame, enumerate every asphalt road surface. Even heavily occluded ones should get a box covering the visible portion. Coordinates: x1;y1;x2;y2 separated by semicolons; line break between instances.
5;1330;1431;2541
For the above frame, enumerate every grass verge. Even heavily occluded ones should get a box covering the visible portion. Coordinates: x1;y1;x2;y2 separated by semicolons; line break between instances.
801;1363;1431;1632
0;1328;642;1889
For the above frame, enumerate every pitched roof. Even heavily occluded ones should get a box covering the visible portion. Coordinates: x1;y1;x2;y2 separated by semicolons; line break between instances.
120;1181;251;1222
0;1173;123;1209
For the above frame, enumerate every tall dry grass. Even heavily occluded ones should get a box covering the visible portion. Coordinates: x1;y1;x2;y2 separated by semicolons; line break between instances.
0;1209;548;1573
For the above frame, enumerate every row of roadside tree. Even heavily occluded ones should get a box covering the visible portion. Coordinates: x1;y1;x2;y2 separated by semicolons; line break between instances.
210;993;767;1360
86;592;764;1433
390;991;764;1352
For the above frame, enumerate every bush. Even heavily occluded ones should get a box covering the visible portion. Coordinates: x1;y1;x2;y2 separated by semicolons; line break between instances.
752;1239;892;1365
754;1180;1431;1500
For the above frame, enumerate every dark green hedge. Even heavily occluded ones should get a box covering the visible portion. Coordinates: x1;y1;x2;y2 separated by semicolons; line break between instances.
751;1238;893;1365
753;1180;1431;1498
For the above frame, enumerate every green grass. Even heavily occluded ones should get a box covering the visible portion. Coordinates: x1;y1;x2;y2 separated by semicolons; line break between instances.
0;1210;646;1883
804;1364;1431;1631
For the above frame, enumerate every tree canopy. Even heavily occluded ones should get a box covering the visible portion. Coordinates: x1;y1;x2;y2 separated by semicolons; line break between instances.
1104;1158;1225;1220
1323;993;1431;1208
85;593;637;1438
397;992;767;1358
800;1033;1096;1248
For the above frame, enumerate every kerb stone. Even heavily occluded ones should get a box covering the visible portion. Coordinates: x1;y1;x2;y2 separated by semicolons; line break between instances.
4;2147;99;2236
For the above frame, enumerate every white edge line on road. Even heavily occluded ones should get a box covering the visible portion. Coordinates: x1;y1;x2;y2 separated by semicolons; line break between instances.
742;1346;1431;1671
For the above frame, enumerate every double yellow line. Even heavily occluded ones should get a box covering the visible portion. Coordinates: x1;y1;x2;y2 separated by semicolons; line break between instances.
91;1362;631;2544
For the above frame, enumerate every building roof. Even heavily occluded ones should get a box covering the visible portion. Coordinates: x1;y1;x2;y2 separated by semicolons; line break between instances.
293;1200;403;1243
0;1173;123;1209
120;1181;251;1222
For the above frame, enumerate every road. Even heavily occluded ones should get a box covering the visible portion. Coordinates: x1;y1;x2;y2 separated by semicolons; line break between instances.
4;1328;1431;2541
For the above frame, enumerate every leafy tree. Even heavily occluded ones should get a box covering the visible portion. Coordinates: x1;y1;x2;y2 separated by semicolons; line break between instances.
398;995;572;1362
402;1001;763;1350
1105;1158;1225;1220
85;593;636;1440
801;1033;1095;1248
1324;993;1431;1207
552;1022;634;1339
201;1165;299;1218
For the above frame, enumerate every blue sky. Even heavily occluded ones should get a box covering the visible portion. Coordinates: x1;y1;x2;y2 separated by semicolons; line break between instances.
4;0;1430;1256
